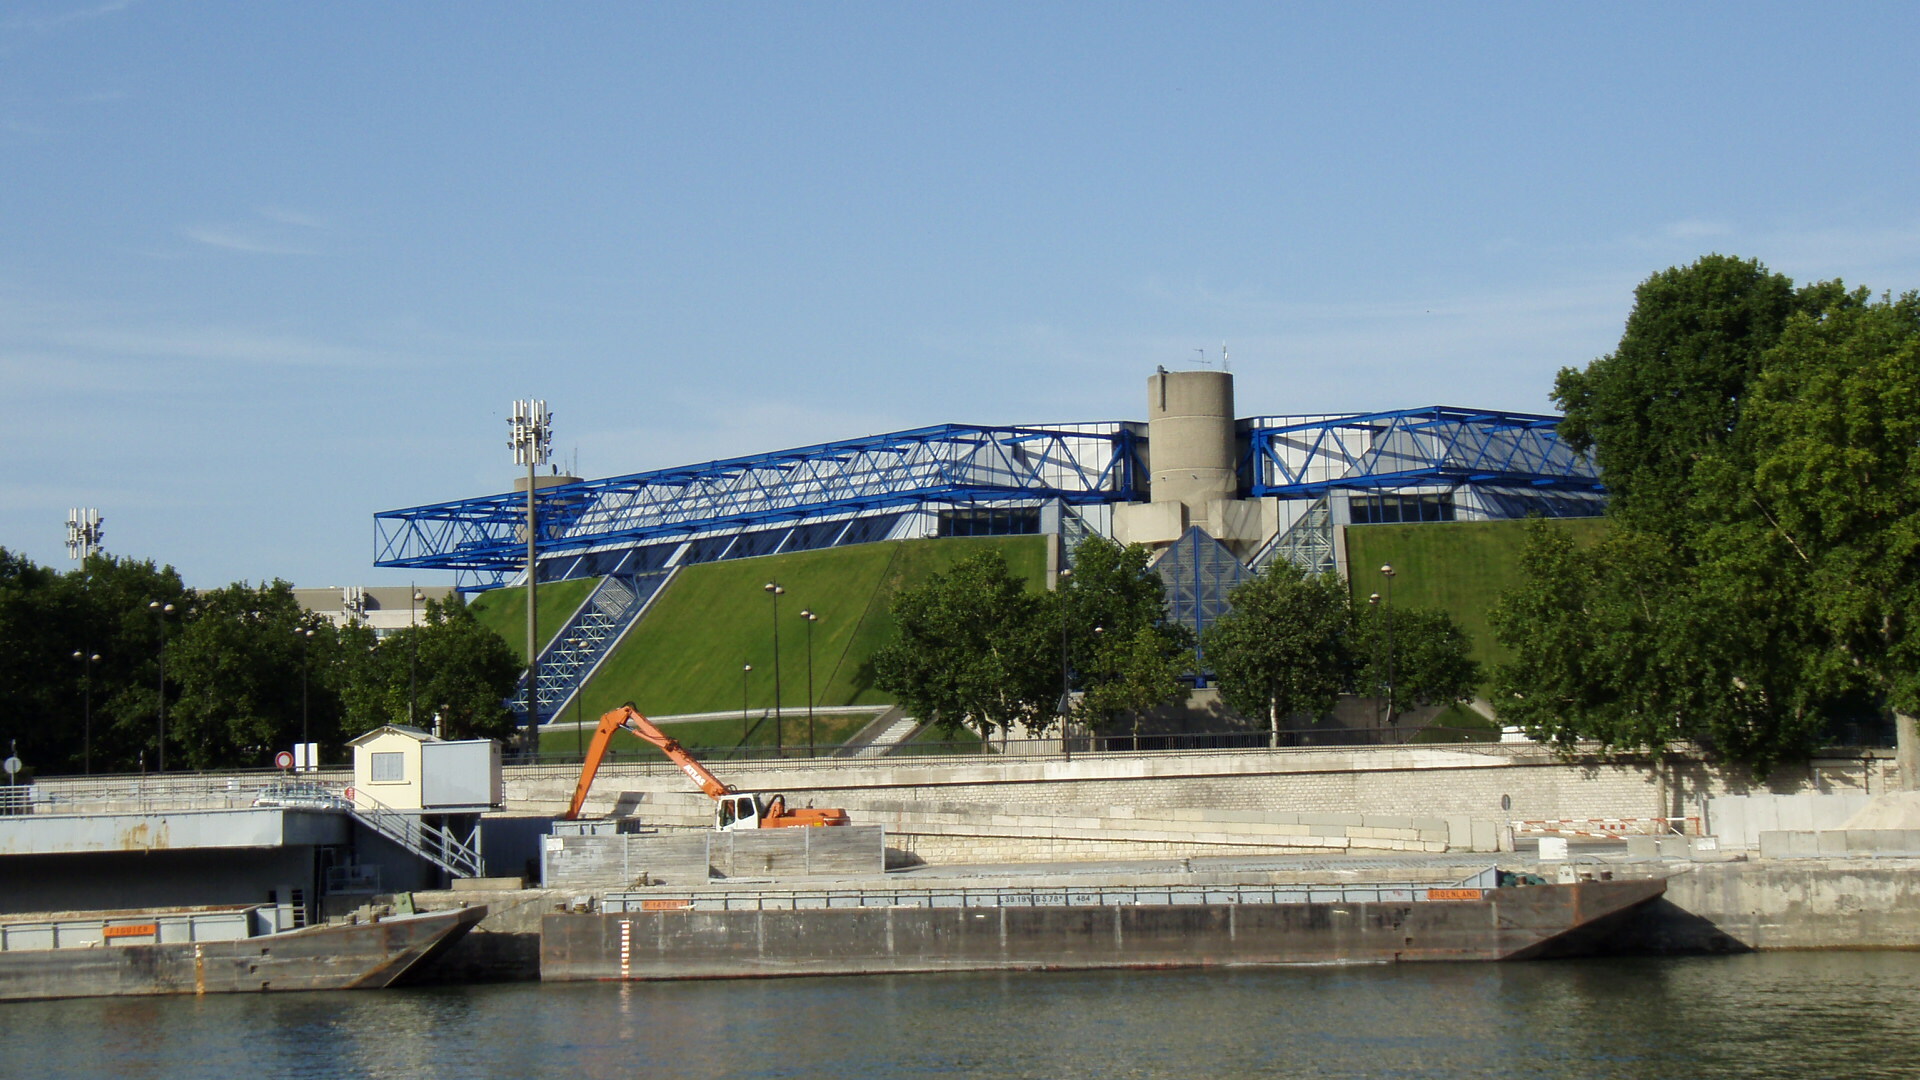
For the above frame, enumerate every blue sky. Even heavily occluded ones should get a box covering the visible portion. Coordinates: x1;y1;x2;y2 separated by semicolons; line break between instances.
6;2;1918;588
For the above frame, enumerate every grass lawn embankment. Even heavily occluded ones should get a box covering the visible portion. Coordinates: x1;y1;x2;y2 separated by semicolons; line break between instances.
1342;516;1608;687
569;535;1049;721
469;577;602;663
538;710;881;757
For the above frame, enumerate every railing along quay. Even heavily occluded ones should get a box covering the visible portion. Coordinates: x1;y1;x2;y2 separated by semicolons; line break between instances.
603;867;1506;913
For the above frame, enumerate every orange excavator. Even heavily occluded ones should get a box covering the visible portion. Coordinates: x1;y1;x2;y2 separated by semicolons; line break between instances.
563;704;851;829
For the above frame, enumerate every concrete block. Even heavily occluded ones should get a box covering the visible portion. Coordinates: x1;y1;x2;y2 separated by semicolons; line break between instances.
1300;812;1362;827
1413;817;1449;834
1656;836;1691;858
1788;831;1820;857
1816;831;1849;855
1417;829;1447;844
1308;824;1350;838
1625;836;1659;858
1758;831;1791;859
1470;820;1498;852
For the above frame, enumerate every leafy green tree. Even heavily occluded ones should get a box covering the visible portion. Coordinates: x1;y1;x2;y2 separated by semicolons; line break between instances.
1201;562;1352;745
1552;254;1815;539
1743;291;1920;759
872;551;1057;744
1493;255;1884;772
1352;602;1479;718
393;599;522;742
1060;537;1194;732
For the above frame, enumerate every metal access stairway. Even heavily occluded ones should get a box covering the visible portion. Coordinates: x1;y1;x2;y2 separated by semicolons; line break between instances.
349;794;484;879
509;569;676;727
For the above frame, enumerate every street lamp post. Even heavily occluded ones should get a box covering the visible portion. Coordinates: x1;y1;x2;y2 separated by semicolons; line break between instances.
409;586;424;728
296;626;315;763
1368;592;1384;730
741;663;753;743
509;398;553;760
72;650;99;774
1379;564;1397;726
1058;567;1073;761
799;610;819;758
764;582;785;756
147;601;174;772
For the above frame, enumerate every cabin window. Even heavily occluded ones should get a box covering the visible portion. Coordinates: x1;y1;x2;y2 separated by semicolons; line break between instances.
371;752;405;782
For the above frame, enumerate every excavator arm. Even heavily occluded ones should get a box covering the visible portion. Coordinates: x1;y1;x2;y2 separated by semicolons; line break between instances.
563;704;735;820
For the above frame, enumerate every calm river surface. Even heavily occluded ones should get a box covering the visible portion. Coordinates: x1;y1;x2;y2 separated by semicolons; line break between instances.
8;953;1920;1079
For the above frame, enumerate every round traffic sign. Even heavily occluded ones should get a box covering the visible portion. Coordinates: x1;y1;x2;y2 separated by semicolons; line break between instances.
274;750;294;770
2;756;21;776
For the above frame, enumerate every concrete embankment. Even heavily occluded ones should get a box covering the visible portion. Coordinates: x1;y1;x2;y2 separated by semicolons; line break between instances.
1615;857;1920;953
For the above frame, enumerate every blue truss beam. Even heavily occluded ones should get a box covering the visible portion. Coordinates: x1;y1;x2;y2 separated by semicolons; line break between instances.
375;423;1140;573
1245;406;1600;498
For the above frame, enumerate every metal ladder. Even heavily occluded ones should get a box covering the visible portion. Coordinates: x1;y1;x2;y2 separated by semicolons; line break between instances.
509;569;674;727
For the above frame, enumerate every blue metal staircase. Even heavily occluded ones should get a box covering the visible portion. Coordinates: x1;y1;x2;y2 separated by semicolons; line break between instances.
509;568;676;727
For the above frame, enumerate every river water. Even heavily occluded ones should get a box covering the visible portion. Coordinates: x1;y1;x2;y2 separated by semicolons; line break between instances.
8;953;1920;1079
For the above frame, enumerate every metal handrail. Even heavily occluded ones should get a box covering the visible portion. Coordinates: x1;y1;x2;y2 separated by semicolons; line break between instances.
603;869;1502;913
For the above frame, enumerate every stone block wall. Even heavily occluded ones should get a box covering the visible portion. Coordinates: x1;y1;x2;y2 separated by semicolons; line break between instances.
507;745;1892;865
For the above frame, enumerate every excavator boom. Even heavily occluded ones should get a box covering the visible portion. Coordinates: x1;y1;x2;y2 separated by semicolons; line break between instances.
564;704;734;820
564;703;850;827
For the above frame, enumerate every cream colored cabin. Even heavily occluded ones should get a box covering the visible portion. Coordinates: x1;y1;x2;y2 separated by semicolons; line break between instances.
347;726;501;812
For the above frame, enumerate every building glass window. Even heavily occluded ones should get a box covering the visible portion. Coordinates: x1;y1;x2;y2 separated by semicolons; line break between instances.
371;752;405;782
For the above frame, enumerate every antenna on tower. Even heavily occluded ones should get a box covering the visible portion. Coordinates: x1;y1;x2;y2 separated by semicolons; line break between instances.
1222;342;1231;372
1194;347;1210;368
65;508;104;561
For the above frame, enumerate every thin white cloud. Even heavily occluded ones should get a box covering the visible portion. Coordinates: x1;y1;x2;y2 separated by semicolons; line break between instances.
1662;218;1734;240
179;225;321;256
1;0;136;34
257;206;332;230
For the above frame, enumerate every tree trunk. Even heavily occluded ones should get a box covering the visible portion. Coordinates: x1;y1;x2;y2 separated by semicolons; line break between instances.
1897;711;1918;792
1269;696;1279;750
1652;747;1669;834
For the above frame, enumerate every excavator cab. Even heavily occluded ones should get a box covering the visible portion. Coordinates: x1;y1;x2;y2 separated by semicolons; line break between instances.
716;793;762;831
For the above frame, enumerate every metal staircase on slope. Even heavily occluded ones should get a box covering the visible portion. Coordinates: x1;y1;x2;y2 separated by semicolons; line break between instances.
509;569;675;727
349;794;484;879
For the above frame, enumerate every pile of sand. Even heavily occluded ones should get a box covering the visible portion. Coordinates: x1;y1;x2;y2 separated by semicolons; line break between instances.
1840;791;1920;830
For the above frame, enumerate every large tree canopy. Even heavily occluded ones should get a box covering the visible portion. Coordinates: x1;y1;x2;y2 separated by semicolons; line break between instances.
1496;255;1905;772
0;550;522;774
1201;563;1353;743
871;551;1058;743
1059;537;1193;733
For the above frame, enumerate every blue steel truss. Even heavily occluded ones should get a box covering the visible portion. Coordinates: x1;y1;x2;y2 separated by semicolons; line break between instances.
375;423;1141;576
1244;407;1600;498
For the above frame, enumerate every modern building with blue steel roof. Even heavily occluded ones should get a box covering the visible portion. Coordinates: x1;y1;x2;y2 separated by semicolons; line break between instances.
374;369;1602;723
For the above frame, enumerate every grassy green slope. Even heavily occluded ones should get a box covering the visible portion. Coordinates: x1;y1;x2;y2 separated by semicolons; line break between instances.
468;577;601;663
1342;517;1608;681
573;535;1049;718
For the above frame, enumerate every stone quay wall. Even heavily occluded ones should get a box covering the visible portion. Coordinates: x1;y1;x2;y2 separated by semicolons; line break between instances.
505;744;1895;863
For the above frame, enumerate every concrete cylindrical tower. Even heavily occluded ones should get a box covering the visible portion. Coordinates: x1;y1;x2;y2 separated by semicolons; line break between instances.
1147;368;1237;515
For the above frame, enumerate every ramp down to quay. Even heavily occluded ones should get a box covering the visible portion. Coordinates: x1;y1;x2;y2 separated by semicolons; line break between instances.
539;876;1665;980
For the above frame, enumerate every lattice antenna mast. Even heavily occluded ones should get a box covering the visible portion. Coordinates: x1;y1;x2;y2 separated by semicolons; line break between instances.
508;399;553;756
65;508;104;561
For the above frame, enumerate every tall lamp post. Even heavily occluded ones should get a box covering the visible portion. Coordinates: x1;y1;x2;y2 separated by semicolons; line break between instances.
295;626;315;764
408;586;424;728
741;663;753;744
764;582;785;756
72;650;99;774
1379;564;1397;726
799;609;819;758
1057;567;1073;761
147;601;174;771
509;399;554;760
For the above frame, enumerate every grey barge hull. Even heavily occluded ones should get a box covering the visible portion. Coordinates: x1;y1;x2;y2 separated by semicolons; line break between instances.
0;905;487;1002
540;878;1665;981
